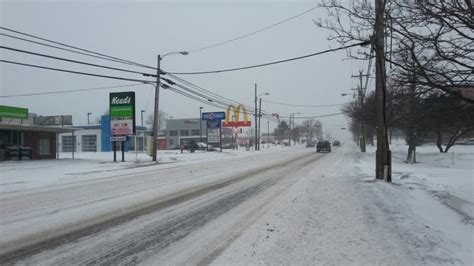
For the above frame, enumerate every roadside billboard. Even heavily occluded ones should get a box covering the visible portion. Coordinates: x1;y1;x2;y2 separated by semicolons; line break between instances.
109;92;135;136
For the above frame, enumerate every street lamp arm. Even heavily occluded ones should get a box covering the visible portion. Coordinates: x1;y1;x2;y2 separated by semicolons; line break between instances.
162;51;189;58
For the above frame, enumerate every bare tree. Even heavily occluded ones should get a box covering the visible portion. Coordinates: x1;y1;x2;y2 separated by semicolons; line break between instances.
145;110;169;130
316;0;473;103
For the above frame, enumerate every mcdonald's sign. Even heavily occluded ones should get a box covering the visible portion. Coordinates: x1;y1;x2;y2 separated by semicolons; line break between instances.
222;104;252;127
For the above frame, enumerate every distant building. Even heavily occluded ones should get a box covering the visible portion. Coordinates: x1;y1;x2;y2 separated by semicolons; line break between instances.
159;118;207;149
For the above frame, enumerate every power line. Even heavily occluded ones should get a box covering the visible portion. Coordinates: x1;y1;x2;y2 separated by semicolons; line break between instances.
166;41;369;75
0;83;144;98
0;59;154;83
0;46;155;76
0;27;155;70
189;6;318;53
0;33;152;70
262;99;345;107
280;112;344;119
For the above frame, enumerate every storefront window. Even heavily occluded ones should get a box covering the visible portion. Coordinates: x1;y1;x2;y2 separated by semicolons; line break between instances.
191;129;200;136
169;130;178;136
180;130;189;136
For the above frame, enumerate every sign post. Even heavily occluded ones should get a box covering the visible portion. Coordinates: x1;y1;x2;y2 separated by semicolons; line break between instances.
109;92;135;162
202;112;225;152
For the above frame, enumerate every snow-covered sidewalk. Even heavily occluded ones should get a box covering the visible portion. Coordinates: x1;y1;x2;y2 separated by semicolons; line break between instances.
213;143;474;265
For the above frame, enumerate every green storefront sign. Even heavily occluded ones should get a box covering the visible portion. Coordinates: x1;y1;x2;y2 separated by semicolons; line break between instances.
0;105;28;119
109;91;135;135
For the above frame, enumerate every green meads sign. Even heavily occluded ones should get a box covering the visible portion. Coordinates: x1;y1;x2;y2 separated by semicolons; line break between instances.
0;105;28;119
109;91;135;136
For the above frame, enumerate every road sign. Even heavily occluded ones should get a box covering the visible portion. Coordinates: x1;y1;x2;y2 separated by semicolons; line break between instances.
110;136;126;142
110;91;136;136
202;112;225;121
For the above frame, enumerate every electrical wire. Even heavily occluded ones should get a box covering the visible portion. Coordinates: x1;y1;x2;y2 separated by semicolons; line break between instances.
0;27;155;70
189;6;318;53
0;46;155;76
0;83;144;98
262;99;345;107
166;41;370;75
165;74;280;120
280;112;344;119
0;33;153;70
162;80;279;123
0;59;155;83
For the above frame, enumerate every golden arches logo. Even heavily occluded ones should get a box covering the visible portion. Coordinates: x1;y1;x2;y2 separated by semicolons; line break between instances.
222;104;252;127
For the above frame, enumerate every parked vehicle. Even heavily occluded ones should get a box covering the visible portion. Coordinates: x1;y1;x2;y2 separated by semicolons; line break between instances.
316;141;331;153
333;140;340;146
168;144;180;150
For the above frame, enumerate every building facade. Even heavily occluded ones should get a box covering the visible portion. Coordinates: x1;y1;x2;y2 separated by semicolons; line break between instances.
58;115;149;152
0;105;74;161
160;118;207;149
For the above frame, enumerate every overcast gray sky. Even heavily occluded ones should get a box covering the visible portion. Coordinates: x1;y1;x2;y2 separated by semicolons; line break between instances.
0;0;367;140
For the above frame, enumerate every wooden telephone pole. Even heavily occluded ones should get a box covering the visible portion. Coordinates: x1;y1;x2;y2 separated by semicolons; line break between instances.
374;0;391;182
352;70;369;153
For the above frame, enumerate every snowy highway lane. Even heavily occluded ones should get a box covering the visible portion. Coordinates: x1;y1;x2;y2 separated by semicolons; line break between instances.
0;147;329;264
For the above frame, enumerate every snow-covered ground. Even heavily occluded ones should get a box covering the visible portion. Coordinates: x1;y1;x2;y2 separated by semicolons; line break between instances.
1;142;472;264
0;145;288;193
214;142;473;265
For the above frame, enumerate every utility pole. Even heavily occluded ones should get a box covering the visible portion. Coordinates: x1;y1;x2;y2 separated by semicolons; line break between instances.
87;112;91;125
254;83;258;151
267;121;270;148
151;54;161;162
141;110;145;127
258;98;262;150
288;114;292;146
352;70;368;152
199;107;203;143
375;0;391;181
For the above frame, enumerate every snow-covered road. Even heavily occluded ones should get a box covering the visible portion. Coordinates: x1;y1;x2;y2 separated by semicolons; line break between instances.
0;147;324;263
1;144;472;264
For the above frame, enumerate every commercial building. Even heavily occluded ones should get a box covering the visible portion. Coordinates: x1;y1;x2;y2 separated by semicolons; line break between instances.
159;118;207;149
0;105;74;161
58;115;149;152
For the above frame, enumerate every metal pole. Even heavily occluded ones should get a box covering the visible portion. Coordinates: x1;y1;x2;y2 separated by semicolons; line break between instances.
254;83;258;151
121;141;125;162
152;54;161;162
258;98;262;151
375;0;391;181
267;121;270;148
199;107;203;143
289;114;292;146
141;110;144;126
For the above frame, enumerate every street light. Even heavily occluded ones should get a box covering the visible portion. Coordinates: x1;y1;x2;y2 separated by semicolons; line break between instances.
199;107;204;143
151;50;188;162
87;112;92;125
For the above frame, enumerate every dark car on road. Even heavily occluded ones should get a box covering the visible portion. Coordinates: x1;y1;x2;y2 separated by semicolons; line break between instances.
306;140;316;148
316;141;331;153
333;140;340;146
